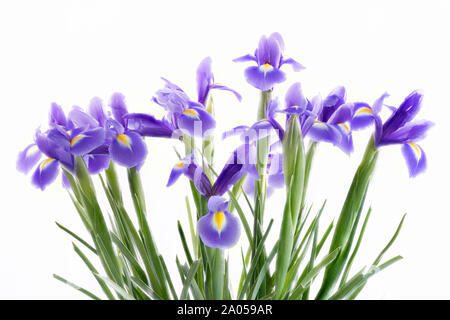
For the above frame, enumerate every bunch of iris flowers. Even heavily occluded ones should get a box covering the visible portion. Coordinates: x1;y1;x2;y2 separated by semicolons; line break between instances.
17;33;432;300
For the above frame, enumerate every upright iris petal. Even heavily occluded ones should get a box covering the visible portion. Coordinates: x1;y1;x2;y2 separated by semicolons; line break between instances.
196;57;241;105
234;33;304;91
197;196;241;249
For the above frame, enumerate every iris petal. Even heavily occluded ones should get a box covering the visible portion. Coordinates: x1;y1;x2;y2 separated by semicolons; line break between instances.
197;211;240;249
31;158;59;190
109;131;148;168
70;127;106;156
244;66;286;91
401;142;427;177
17;144;42;174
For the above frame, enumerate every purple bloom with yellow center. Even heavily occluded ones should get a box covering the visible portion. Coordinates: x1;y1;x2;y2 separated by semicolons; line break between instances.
196;57;241;105
197;196;241;249
167;144;258;199
107;93;148;168
371;91;433;177
127;77;216;139
234;33;304;91
17;103;107;190
305;85;355;154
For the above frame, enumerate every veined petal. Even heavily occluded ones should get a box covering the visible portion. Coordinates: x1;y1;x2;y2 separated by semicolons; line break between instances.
70;127;105;156
31;158;59;190
383;120;434;145
109;131;148;168
197;211;240;249
176;106;216;138
17;144;42;174
244;66;286;91
401;142;427;177
125;113;174;138
335;123;354;154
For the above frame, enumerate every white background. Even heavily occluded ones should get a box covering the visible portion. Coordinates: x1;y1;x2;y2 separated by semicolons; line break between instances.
1;0;449;299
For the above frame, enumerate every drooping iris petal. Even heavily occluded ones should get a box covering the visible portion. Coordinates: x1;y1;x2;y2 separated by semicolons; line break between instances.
17;144;42;173
280;57;305;71
84;154;111;174
335;123;354;154
176;106;216;137
401;142;427;177
125;113;174;138
351;102;374;130
197;210;240;249
110;92;129;126
233;54;257;63
70;127;105;156
109;131;148;168
166;159;188;187
213;162;245;197
193;166;214;197
244;66;286;91
62;172;71;189
49;102;67;127
31;158;60;190
209;84;242;102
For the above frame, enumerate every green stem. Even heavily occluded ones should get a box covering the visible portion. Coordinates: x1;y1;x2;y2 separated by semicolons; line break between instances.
316;136;378;299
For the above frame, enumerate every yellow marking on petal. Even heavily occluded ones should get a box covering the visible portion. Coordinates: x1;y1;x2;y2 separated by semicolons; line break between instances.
355;107;373;116
260;63;273;72
117;134;131;148
175;161;184;168
70;135;85;147
214;211;225;233
40;158;55;171
261;118;269;121
183;108;200;119
408;142;422;159
339;123;350;133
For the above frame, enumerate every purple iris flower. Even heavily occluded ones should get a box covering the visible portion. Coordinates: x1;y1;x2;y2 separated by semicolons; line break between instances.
167;143;258;198
196;57;241;105
107;93;148;168
197;196;241;249
303;85;355;154
126;78;216;139
363;91;433;177
234;33;304;91
17;103;106;190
